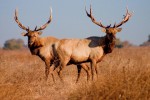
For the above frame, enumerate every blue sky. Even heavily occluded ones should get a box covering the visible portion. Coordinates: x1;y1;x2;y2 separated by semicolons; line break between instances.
0;0;150;46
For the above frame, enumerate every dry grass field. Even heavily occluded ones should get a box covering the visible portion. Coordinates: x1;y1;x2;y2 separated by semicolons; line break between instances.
0;47;150;100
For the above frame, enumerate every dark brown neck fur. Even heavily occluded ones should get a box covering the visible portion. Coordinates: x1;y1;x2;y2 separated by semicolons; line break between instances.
28;38;43;55
103;35;116;54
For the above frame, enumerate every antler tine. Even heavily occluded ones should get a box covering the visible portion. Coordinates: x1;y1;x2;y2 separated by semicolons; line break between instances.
114;7;132;28
36;7;52;31
34;26;37;31
85;5;106;28
85;6;90;18
14;9;29;31
107;24;111;28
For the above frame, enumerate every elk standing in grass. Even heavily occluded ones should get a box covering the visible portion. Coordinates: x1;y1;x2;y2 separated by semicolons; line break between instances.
53;5;132;82
14;8;59;82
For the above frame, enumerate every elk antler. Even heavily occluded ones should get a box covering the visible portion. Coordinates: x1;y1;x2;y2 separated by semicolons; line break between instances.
85;5;107;28
113;7;132;28
14;9;29;31
35;8;52;31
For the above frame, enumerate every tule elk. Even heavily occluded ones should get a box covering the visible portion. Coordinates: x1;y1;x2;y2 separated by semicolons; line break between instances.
14;8;59;82
53;5;132;82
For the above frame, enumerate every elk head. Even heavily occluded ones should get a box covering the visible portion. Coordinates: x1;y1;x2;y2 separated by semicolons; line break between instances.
14;8;52;46
85;5;132;43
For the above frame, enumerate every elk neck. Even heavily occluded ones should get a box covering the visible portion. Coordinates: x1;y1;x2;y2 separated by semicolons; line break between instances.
103;34;116;54
28;37;43;55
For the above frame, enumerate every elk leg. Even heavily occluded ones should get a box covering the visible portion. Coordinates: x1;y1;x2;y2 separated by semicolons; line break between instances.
84;65;91;82
49;64;55;83
94;64;98;80
90;62;93;81
80;64;90;82
51;73;55;83
91;60;96;81
87;69;91;82
58;68;63;83
45;65;50;81
76;65;82;83
44;59;51;81
57;63;65;83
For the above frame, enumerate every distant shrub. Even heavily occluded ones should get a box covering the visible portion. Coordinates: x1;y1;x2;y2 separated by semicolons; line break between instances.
115;38;123;48
115;38;133;48
148;35;150;42
140;42;150;46
3;38;25;50
140;34;150;46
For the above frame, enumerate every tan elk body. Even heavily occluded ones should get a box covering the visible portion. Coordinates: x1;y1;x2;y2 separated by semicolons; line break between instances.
53;6;132;82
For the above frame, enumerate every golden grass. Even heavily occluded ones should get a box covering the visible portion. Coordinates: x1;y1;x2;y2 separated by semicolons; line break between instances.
0;47;150;100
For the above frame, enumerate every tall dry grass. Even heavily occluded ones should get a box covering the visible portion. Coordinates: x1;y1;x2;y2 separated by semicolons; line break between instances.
0;47;150;100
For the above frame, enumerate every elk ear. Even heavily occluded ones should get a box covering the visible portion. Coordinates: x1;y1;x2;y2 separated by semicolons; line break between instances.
116;28;122;32
101;28;106;33
38;31;42;35
21;32;27;36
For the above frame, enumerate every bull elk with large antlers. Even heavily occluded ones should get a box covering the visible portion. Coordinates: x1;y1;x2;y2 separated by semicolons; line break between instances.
14;8;59;82
53;5;132;82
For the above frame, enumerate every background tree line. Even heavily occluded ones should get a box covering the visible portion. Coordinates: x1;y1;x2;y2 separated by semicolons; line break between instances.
1;35;150;50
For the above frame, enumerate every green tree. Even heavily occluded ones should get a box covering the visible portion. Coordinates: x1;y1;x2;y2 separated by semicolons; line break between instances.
3;38;25;50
